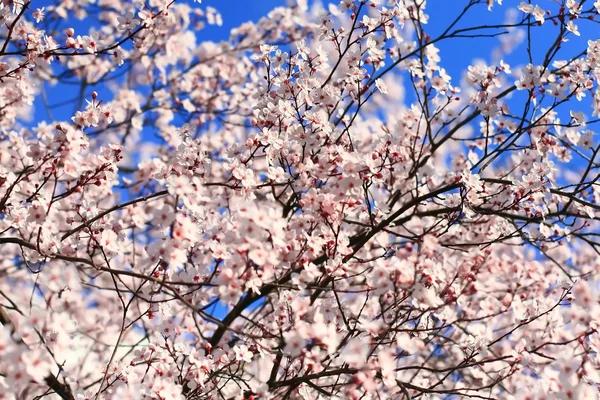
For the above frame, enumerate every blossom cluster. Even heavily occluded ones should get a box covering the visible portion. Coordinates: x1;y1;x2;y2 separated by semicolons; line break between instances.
1;0;600;399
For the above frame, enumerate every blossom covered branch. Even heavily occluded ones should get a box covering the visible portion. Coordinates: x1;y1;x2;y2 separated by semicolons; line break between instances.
2;0;600;399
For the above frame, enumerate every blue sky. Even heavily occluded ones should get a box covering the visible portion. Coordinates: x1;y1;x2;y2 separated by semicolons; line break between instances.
31;0;599;126
30;0;297;125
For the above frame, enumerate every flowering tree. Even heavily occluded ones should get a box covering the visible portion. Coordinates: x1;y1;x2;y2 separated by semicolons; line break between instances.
3;0;600;398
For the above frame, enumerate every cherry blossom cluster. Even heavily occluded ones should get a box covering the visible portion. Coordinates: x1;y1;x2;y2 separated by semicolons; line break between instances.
2;0;600;399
